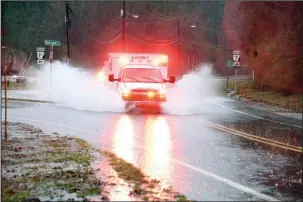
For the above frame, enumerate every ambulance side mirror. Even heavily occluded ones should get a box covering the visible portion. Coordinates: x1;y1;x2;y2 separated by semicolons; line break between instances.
169;76;175;83
108;74;115;82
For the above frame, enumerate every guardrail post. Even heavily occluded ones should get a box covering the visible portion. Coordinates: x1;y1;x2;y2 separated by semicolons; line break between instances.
226;76;229;92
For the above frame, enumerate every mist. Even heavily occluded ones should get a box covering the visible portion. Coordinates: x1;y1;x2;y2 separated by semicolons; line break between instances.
28;61;225;114
163;63;224;115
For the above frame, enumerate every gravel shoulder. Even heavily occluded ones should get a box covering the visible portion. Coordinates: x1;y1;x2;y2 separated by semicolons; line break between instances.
1;122;190;202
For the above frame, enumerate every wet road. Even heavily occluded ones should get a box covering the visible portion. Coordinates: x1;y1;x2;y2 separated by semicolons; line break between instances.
2;97;302;201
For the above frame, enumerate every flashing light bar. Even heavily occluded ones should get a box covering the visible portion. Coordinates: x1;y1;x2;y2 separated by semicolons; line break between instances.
118;55;168;66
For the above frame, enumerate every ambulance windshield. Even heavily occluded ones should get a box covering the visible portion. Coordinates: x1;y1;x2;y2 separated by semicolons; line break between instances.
122;68;164;83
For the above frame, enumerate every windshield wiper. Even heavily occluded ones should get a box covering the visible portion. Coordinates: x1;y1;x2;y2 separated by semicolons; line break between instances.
141;77;160;82
123;77;140;82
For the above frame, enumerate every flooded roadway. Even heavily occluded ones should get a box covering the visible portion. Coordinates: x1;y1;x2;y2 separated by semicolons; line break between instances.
2;98;302;201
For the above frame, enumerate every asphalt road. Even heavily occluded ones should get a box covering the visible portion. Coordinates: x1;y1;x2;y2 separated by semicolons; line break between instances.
2;97;302;201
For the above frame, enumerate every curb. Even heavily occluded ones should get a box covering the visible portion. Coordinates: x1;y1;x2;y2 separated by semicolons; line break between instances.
1;97;55;104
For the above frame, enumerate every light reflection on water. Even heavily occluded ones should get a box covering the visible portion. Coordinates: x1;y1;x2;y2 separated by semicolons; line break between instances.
144;116;173;185
112;115;135;163
110;114;190;195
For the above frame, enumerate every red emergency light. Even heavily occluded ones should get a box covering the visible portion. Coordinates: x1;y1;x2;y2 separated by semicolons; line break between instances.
119;54;168;66
119;55;129;65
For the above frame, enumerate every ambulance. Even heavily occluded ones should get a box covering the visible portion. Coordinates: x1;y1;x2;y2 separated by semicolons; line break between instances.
106;52;175;109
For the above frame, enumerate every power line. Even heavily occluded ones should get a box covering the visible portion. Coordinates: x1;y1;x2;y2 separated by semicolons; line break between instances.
181;39;233;50
89;32;122;44
125;25;178;42
125;34;178;46
142;8;177;21
122;0;126;51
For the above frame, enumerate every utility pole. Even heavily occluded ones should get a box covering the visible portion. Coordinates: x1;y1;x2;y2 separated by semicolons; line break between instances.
192;56;195;71
122;0;126;52
192;43;196;71
65;1;72;64
2;45;8;141
177;18;180;70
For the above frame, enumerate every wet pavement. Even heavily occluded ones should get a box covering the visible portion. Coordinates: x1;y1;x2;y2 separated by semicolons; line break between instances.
1;97;302;201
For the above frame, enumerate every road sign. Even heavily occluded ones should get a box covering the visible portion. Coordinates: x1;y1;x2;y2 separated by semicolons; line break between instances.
233;54;240;62
226;60;233;68
37;60;44;64
45;40;61;46
233;50;240;55
36;47;45;52
233;61;241;68
37;52;44;60
232;49;241;68
36;47;45;65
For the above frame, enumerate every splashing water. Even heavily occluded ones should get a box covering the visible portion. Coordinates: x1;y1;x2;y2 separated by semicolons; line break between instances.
28;62;225;114
162;63;225;115
29;61;125;112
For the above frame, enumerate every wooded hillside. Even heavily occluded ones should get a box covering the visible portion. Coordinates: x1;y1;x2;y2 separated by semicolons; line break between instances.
2;1;302;93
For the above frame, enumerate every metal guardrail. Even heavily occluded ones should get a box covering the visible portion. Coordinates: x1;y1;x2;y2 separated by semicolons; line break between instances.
182;74;252;81
226;75;252;79
212;75;252;80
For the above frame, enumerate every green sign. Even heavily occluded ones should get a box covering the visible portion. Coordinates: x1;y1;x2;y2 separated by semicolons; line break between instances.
226;60;233;68
44;40;61;46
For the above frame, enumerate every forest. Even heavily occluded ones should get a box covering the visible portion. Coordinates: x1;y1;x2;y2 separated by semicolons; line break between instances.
2;1;302;93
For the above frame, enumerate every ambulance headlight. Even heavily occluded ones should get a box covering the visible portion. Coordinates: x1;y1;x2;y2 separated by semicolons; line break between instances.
159;88;166;98
147;91;155;98
159;88;166;95
122;88;131;97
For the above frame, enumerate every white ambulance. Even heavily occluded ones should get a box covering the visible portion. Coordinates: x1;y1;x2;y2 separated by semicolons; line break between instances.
106;52;175;108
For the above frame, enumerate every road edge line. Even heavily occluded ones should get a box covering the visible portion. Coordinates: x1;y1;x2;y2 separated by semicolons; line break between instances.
186;116;302;153
187;115;302;150
213;102;302;129
1;97;55;104
173;159;280;201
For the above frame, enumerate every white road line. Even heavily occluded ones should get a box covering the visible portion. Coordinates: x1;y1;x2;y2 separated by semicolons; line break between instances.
4;116;279;201
5;116;101;135
213;102;302;129
173;159;279;201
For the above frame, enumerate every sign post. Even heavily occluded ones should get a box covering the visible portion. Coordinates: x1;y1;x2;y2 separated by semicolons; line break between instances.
232;50;241;92
49;45;53;99
226;60;233;92
44;40;60;100
36;47;45;65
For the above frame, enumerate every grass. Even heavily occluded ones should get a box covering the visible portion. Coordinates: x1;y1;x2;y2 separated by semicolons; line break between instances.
102;151;191;201
220;79;252;94
52;153;92;165
175;194;190;201
235;81;302;112
2;190;31;202
220;79;302;112
74;137;92;150
2;127;100;201
102;151;145;184
1;81;33;90
77;186;100;198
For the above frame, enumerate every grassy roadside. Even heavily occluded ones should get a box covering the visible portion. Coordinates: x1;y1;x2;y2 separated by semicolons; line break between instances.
223;80;302;113
1;122;102;202
2;122;191;202
102;151;191;201
1;82;33;90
